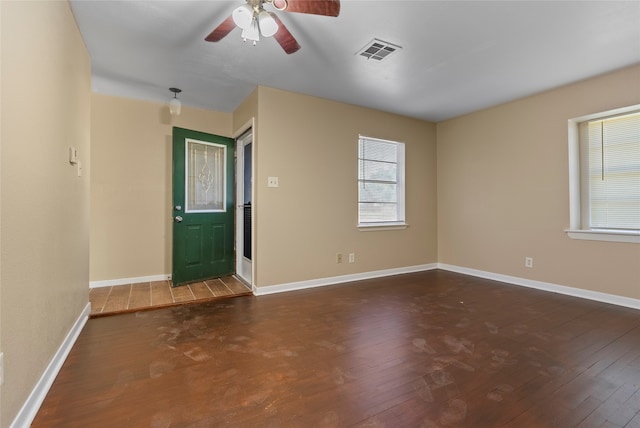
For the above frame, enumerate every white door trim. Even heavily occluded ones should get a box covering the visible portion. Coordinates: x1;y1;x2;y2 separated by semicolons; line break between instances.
234;119;255;286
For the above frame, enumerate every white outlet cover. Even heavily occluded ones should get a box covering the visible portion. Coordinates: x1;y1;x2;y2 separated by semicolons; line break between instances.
267;176;279;188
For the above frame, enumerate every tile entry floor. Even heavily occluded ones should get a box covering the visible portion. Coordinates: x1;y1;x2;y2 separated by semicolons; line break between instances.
89;276;252;317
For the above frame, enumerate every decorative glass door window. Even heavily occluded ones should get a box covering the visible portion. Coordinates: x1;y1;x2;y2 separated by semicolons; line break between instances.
185;139;226;212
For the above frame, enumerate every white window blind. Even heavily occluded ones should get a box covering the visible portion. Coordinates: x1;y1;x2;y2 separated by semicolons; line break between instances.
358;136;405;225
587;111;640;231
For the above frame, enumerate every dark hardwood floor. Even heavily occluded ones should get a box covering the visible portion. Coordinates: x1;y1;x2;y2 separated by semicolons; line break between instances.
33;270;640;427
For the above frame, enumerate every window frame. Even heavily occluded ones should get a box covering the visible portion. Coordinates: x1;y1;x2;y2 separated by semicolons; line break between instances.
566;105;640;244
357;135;408;231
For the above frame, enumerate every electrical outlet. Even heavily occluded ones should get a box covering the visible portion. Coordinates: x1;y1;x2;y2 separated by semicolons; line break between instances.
0;352;4;386
525;257;534;268
349;253;355;263
336;253;343;264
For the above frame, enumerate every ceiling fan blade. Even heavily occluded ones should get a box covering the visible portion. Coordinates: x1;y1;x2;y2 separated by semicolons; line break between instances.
272;15;301;54
276;0;340;17
205;15;236;42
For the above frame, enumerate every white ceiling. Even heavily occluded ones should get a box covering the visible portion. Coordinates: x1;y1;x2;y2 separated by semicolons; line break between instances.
70;0;640;122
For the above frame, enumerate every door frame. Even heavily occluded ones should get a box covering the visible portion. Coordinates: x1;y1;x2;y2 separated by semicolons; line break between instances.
233;119;255;288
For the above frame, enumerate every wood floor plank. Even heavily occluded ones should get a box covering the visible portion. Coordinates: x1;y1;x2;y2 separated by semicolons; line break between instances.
127;282;151;309
189;281;214;299
627;411;640;428
150;280;173;306
101;284;131;313
170;283;194;302
34;270;640;427
221;275;251;293
604;385;640;426
206;278;232;296
88;287;111;314
579;383;639;426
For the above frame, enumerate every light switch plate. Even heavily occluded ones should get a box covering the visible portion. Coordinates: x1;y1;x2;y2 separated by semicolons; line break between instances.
69;147;78;165
267;176;279;188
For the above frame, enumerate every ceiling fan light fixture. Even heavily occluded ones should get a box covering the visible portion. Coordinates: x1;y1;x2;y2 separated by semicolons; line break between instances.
205;0;337;53
258;11;278;37
232;4;254;30
241;19;260;44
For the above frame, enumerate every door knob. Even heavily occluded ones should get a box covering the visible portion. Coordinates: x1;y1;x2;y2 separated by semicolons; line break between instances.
174;216;183;223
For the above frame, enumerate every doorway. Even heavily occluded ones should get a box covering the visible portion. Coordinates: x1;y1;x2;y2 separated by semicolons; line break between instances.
235;129;253;285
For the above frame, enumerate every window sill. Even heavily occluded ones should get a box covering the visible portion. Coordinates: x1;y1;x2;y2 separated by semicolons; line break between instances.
565;229;640;244
358;223;409;231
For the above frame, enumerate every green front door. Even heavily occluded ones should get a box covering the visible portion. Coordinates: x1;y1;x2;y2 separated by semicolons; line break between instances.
172;127;235;286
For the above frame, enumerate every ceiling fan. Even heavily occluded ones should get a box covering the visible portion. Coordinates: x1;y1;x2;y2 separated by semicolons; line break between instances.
205;0;340;54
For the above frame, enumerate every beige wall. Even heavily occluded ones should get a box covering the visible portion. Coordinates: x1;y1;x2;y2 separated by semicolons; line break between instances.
90;94;232;282
254;87;438;286
91;88;438;288
437;65;640;300
0;1;91;425
0;0;4;417
232;87;258;133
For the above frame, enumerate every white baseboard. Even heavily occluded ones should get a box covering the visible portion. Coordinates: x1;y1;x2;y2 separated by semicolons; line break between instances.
253;263;438;296
11;303;91;428
89;267;638;311
438;263;640;310
89;274;171;289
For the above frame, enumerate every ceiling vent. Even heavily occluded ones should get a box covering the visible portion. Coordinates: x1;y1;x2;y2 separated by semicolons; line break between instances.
357;38;402;61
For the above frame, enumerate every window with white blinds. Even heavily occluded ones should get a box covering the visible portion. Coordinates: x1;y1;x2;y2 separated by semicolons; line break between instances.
586;111;640;231
358;136;405;226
